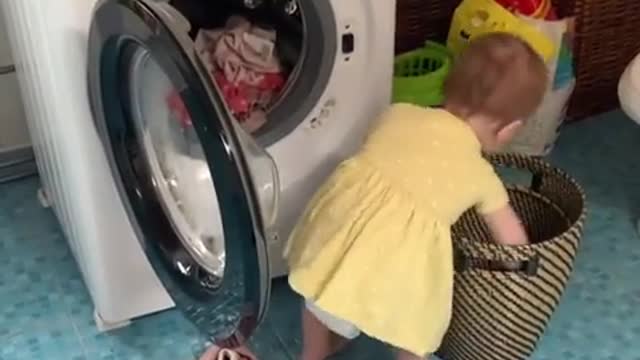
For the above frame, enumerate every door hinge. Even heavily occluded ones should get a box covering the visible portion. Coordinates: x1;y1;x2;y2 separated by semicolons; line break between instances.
0;64;16;75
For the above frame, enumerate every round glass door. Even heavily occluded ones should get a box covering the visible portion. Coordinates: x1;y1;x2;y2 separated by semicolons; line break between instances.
88;0;277;346
127;46;227;280
113;40;278;344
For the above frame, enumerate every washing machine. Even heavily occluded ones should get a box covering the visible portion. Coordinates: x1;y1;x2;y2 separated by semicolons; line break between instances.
0;0;395;341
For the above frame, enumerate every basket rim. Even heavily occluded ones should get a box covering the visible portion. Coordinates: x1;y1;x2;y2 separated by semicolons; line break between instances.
487;153;587;249
507;184;585;245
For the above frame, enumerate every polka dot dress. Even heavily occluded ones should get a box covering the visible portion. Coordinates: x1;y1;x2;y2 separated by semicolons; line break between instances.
285;104;509;356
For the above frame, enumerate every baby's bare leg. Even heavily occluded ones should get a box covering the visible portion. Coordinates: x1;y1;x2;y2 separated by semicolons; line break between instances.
300;307;349;360
395;348;428;360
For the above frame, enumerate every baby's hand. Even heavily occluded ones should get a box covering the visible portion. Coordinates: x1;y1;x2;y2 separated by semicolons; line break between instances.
499;236;529;247
482;205;529;246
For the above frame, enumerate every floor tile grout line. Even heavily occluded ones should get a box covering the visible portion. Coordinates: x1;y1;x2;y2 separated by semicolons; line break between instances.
69;311;91;359
269;320;296;360
57;263;92;359
0;266;73;338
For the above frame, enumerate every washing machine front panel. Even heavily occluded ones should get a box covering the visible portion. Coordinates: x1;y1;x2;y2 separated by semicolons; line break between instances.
250;0;338;146
88;0;278;345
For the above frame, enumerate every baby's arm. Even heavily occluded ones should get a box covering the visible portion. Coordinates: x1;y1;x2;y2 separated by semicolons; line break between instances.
475;163;529;246
482;205;529;246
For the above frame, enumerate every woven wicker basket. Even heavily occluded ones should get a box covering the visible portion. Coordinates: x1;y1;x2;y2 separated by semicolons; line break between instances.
395;0;459;53
436;153;586;360
566;0;640;119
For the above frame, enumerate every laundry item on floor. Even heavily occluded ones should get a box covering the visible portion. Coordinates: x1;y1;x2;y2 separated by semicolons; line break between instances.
166;16;287;135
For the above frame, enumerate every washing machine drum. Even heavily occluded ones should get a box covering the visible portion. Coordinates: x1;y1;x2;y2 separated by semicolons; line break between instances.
169;0;337;147
619;53;640;123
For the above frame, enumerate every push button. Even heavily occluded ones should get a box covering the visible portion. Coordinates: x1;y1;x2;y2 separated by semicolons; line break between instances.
342;33;354;54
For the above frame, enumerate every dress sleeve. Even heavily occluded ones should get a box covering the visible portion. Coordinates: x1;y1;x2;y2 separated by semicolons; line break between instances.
475;166;510;215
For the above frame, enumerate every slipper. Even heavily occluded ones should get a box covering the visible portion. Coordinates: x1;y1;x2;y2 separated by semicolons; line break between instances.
199;345;257;360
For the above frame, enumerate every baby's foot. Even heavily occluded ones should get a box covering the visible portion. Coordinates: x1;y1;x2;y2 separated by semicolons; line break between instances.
199;345;257;360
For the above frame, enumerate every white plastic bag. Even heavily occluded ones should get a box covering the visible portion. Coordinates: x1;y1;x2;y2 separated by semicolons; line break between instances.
503;16;575;156
518;16;569;89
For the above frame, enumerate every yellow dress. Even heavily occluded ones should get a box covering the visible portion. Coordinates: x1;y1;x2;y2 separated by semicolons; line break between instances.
284;104;509;356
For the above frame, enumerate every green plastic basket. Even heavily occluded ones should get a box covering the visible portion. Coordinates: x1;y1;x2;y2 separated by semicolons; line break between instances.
392;41;452;107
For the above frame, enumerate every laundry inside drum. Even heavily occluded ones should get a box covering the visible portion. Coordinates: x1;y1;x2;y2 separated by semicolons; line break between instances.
168;0;304;137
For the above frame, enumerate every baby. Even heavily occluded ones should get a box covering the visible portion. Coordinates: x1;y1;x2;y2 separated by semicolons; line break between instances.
284;33;548;360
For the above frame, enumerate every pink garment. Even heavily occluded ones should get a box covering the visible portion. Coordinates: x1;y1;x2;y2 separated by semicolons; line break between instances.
166;90;192;128
193;16;286;133
166;17;286;134
166;85;268;135
213;71;251;115
199;16;282;86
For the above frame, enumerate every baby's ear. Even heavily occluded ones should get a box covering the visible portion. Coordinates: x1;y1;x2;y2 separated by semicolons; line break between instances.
496;119;524;145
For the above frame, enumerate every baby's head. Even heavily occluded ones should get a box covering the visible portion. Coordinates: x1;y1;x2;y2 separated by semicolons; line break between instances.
443;32;548;152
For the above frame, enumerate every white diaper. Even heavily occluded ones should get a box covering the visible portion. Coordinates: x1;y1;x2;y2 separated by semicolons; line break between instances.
305;300;361;340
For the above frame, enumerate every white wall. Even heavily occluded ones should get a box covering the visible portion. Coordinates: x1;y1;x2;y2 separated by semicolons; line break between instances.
0;8;29;149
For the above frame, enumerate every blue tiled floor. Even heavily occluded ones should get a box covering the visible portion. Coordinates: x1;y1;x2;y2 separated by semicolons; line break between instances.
1;110;640;359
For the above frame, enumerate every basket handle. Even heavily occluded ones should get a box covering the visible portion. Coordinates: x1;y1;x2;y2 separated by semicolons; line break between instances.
453;238;540;276
486;153;551;174
530;173;544;193
454;252;540;276
485;153;551;192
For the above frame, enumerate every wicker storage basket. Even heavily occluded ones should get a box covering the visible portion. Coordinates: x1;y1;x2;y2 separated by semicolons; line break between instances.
566;0;640;119
436;153;586;360
395;0;459;53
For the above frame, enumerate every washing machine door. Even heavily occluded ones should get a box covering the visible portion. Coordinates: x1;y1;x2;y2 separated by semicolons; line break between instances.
87;0;279;347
